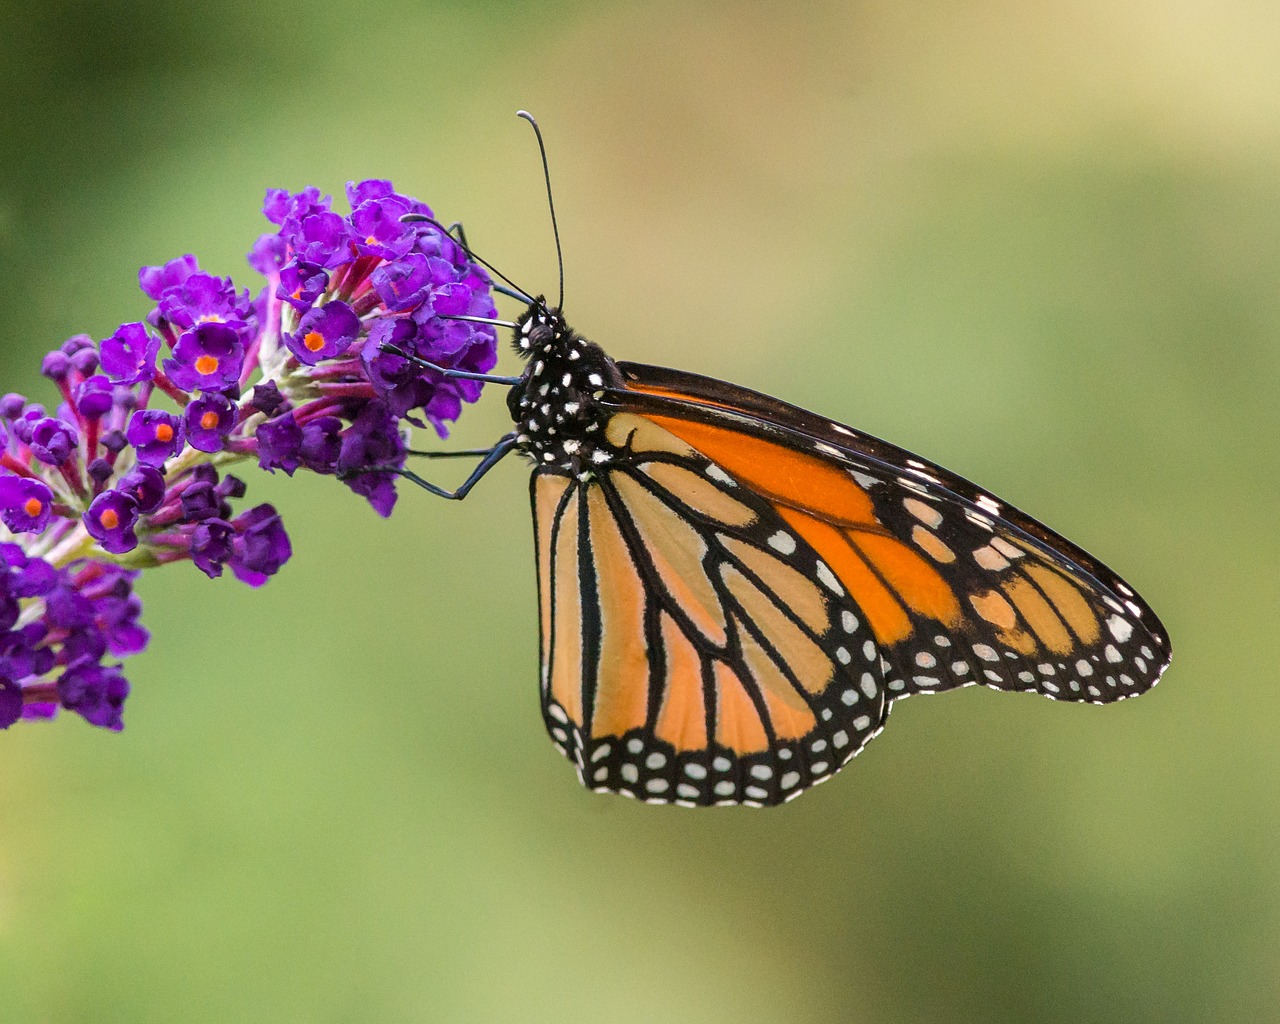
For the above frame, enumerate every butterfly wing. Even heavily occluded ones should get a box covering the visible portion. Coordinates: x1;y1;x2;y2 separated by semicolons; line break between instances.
531;413;890;806
611;362;1172;705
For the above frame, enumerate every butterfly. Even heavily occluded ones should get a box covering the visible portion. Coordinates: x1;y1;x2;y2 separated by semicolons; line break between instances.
394;116;1171;807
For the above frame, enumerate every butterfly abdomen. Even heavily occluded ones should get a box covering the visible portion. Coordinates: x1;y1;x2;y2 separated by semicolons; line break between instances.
509;305;624;479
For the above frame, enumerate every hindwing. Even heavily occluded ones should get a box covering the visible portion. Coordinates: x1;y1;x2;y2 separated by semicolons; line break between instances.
531;414;891;806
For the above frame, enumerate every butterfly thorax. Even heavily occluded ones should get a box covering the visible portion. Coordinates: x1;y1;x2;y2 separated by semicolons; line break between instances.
508;303;624;479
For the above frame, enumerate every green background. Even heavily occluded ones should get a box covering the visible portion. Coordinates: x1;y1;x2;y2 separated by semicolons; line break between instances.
1;1;1275;1021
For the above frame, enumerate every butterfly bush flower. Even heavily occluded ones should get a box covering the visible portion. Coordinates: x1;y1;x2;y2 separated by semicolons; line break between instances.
0;180;498;731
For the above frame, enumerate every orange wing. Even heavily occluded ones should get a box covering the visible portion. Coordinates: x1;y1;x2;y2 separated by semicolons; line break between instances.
613;363;1171;705
531;414;889;806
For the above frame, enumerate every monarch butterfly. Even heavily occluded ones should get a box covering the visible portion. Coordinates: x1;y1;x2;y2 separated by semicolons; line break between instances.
394;114;1171;807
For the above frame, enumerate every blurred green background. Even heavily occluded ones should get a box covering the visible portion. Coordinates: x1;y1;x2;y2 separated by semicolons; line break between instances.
1;1;1276;1021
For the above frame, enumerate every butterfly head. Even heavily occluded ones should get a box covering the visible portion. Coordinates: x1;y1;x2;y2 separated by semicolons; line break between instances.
507;301;625;478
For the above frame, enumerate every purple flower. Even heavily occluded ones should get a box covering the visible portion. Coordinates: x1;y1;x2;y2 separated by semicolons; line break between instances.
346;179;432;219
349;195;415;261
371;253;449;312
248;232;288;276
99;323;161;385
283;301;360;365
84;566;149;657
0;677;21;729
74;375;116;419
229;505;291;587
191;519;234;579
139;255;199;301
57;661;129;731
257;413;302;475
180;465;233;522
41;351;70;382
117;465;165;513
277;261;330;311
338;401;404;517
183;393;235;453
26;417;78;465
84;491;140;554
299;416;342;474
126;409;185;467
249;380;286;417
293;212;352;269
0;476;54;533
155;272;254;337
163;322;245;393
263;186;331;227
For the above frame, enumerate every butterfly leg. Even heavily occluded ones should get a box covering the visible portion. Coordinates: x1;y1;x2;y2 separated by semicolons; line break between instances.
379;343;523;386
405;445;506;459
353;434;520;501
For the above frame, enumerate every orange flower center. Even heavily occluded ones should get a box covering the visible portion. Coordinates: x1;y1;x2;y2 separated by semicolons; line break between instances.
99;508;120;530
195;354;219;375
155;423;174;443
23;497;43;517
200;410;220;429
303;331;326;353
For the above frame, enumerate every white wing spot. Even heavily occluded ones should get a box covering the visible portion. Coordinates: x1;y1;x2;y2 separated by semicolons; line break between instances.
767;531;797;555
620;763;639;784
904;497;943;528
990;536;1023;559
1108;615;1134;642
684;762;707;779
836;646;852;665
816;561;843;594
842;610;858;633
973;644;999;662
973;545;1010;571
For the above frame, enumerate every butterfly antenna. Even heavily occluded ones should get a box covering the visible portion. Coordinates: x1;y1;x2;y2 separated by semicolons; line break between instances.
517;110;565;312
399;213;538;309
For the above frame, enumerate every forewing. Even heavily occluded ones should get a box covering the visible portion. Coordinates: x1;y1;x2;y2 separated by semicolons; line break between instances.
614;363;1171;705
530;414;890;807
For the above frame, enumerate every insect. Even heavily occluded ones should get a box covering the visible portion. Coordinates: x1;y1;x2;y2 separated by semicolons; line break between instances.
391;113;1171;807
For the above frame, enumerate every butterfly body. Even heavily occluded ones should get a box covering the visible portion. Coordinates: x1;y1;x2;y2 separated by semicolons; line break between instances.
482;298;1170;806
507;303;623;477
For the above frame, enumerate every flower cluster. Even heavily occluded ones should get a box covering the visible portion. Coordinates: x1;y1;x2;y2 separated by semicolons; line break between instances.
0;180;499;730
